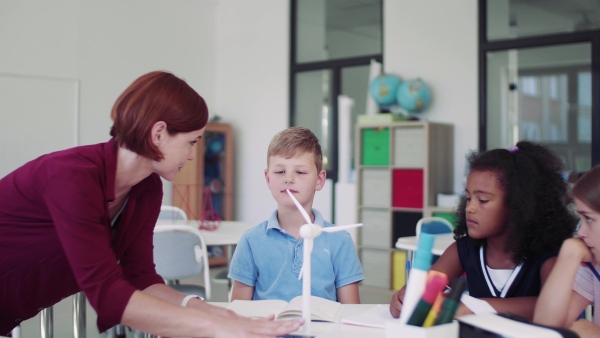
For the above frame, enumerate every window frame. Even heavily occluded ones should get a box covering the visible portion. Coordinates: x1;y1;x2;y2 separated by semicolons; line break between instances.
289;0;383;182
478;0;600;167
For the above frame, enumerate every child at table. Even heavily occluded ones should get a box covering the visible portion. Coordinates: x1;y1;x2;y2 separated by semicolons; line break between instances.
228;127;364;303
534;165;600;337
389;141;578;320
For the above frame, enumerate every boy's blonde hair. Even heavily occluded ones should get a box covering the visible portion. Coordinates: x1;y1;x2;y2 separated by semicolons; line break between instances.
267;127;323;171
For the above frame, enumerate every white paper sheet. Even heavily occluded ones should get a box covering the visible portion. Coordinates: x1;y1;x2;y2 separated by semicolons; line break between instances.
341;304;393;329
460;294;497;314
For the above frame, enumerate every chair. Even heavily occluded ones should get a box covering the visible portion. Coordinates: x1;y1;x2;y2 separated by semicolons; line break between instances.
130;225;212;338
415;216;454;240
158;205;188;221
412;217;454;268
153;224;211;300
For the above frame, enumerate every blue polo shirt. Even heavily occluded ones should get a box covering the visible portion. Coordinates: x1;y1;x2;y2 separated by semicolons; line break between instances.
228;209;364;302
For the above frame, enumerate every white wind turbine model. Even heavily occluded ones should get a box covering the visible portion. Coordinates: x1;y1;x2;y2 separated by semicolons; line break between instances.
285;189;362;333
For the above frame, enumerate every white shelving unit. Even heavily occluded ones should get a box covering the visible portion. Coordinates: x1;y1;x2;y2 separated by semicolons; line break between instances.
356;120;454;289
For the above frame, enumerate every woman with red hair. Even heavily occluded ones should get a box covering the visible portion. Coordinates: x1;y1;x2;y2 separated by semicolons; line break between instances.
0;71;302;337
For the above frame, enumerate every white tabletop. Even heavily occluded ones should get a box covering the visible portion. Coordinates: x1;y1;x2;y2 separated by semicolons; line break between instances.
395;233;455;256
211;302;387;338
156;220;253;246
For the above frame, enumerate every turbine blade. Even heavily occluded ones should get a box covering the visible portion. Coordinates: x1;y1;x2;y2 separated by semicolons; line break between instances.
286;189;312;225
321;223;363;232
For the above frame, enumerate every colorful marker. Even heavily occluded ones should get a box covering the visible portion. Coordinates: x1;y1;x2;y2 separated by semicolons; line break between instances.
434;278;467;325
422;291;444;327
407;271;448;326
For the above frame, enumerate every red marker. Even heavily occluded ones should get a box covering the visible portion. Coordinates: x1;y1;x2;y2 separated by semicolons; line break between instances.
422;291;444;327
407;271;449;327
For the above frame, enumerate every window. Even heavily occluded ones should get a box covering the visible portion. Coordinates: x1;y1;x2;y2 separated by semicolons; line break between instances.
486;0;600;41
290;0;383;181
480;0;600;173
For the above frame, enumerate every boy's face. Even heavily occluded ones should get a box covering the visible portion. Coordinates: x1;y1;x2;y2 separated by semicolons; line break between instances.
575;197;600;262
265;152;326;210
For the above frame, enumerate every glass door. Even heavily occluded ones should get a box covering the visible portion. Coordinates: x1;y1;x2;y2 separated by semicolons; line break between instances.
485;43;592;172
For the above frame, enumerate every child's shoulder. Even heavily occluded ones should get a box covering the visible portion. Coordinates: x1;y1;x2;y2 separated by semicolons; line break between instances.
455;235;479;259
241;220;269;238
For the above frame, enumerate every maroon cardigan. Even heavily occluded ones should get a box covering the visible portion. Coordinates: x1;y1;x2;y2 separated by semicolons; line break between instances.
0;139;165;334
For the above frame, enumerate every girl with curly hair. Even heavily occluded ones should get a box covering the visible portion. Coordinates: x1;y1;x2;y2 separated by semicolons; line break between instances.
390;141;578;320
535;165;600;337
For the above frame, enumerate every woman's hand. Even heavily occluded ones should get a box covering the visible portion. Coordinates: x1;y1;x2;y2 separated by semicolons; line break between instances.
389;288;405;318
214;316;304;338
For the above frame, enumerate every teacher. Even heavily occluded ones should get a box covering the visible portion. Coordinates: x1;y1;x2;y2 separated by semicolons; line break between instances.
0;71;302;337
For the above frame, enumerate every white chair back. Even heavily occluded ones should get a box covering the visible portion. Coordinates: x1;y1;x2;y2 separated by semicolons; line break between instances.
158;205;188;221
415;216;454;241
153;224;211;300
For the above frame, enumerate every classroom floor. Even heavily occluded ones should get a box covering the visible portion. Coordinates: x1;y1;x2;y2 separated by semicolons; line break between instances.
13;267;395;338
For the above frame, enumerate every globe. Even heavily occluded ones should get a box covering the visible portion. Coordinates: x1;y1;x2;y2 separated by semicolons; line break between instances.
396;78;431;113
369;74;401;106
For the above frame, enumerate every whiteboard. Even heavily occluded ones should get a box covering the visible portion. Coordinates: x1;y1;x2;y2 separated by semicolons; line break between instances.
0;73;78;177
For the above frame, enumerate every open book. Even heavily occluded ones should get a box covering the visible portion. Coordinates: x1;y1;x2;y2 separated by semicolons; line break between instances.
227;295;343;322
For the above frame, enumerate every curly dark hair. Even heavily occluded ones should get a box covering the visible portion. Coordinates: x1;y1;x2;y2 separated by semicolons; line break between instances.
453;141;578;263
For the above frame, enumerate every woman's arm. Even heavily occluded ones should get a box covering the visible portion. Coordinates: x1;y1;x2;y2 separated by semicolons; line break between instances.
230;280;255;301
389;242;464;318
336;282;360;304
534;238;593;327
122;289;303;337
144;283;236;317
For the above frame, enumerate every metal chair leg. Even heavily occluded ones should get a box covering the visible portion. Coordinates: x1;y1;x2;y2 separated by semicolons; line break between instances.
130;330;155;338
40;307;53;338
10;325;21;338
73;292;86;338
106;326;126;338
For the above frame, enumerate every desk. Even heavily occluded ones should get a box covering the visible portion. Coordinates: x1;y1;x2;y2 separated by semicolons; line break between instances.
212;302;387;338
156;220;254;262
156;220;253;246
395;233;455;256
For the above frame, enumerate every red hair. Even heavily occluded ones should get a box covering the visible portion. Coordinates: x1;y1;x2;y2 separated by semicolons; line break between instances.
110;71;209;160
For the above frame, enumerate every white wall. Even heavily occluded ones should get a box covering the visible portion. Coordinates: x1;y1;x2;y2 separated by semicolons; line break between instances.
77;0;217;146
0;0;217;205
213;0;290;224
384;0;479;193
0;0;479;224
212;0;479;223
0;0;79;78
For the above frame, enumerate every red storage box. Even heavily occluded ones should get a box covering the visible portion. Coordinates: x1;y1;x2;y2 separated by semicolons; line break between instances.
392;169;424;208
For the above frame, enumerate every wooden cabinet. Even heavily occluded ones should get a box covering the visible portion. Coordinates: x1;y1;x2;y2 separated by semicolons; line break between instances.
356;121;453;289
172;122;234;266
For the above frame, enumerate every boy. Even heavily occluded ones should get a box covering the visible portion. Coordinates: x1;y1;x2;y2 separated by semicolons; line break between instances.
228;127;364;303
